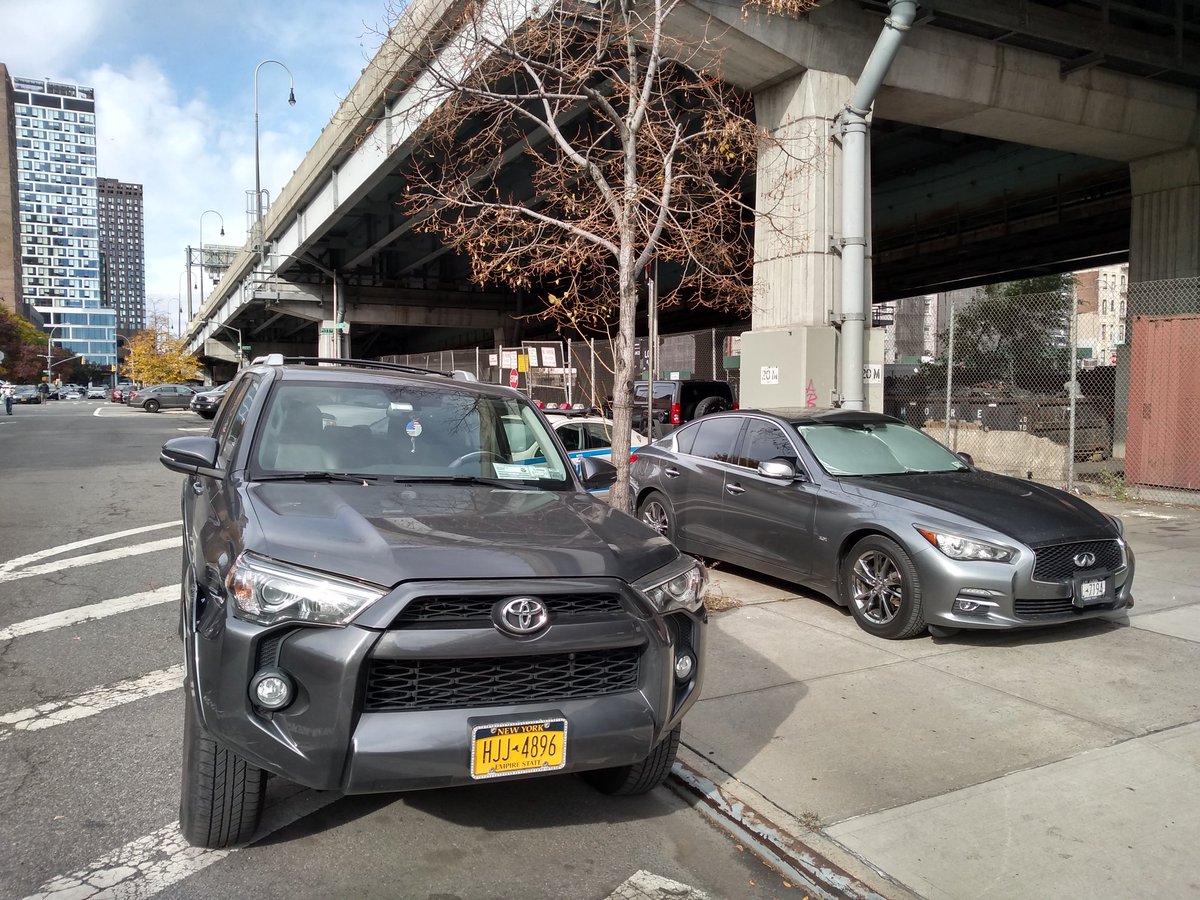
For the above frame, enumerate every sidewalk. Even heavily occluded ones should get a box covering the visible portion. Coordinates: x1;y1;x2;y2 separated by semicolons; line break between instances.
679;496;1200;899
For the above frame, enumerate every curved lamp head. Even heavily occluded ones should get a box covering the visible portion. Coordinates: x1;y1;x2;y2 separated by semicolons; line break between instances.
288;88;296;106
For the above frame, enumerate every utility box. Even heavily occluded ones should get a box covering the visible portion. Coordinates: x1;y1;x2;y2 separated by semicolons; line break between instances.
1125;314;1200;491
738;326;837;409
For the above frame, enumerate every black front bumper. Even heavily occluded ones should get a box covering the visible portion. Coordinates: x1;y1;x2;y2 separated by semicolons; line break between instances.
189;576;705;792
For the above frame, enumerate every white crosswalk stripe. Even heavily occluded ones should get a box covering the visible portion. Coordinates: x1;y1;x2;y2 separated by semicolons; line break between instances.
0;666;183;742
0;538;181;584
0;521;180;577
0;585;178;641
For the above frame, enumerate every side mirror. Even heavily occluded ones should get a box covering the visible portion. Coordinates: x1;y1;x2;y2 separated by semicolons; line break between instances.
579;455;618;489
956;451;975;467
758;458;804;481
161;436;223;478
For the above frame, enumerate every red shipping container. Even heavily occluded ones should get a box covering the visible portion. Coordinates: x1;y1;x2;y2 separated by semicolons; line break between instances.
1125;314;1200;491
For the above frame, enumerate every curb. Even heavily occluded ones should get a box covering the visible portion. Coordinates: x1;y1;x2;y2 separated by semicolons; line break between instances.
669;749;922;900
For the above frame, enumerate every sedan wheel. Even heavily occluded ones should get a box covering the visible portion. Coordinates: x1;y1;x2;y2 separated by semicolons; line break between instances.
637;491;676;543
145;399;160;413
841;535;925;639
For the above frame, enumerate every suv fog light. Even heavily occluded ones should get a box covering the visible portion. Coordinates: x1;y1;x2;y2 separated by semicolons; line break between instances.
674;652;695;681
250;669;294;710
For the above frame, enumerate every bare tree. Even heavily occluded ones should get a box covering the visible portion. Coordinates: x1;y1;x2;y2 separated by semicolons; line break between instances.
373;0;815;509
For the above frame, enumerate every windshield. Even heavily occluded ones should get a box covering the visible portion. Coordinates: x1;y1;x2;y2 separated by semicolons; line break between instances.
251;381;573;488
795;421;969;476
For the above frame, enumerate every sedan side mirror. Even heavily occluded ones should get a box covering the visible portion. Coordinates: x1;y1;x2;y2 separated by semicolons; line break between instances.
579;455;618;489
758;459;804;481
161;436;223;478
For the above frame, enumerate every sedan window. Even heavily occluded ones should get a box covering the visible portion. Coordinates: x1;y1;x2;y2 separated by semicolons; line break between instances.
739;420;800;470
796;422;968;476
689;417;743;464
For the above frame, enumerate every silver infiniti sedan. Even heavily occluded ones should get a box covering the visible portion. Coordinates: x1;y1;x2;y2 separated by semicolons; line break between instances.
629;408;1134;639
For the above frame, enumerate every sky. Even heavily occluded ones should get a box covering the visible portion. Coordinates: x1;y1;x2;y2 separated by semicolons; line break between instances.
0;0;390;330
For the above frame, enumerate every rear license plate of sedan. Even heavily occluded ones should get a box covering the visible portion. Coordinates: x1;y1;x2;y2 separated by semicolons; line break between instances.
471;718;567;780
1074;576;1112;608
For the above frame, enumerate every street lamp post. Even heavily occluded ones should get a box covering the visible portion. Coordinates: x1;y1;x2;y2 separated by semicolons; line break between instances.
215;322;245;371
45;324;65;384
198;210;226;312
254;59;296;259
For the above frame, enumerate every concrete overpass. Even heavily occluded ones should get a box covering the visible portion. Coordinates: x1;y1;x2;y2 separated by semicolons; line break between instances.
184;0;1200;411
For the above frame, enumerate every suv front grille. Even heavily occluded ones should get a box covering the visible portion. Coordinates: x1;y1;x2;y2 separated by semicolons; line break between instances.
390;593;624;627
1032;540;1122;581
363;649;640;711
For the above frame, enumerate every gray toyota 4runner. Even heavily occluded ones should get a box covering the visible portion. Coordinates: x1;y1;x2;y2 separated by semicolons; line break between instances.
159;356;708;848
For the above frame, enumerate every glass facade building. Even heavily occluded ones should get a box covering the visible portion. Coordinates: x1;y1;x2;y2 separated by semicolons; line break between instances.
11;75;115;368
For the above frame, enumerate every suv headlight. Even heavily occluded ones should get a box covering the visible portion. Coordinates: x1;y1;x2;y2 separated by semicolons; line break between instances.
227;553;385;626
635;556;708;613
916;527;1015;562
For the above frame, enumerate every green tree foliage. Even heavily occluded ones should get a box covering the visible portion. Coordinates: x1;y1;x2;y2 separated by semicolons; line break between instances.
125;314;199;385
0;306;51;383
944;275;1075;387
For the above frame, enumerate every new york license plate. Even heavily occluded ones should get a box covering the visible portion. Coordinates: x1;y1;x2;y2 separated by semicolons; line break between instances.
471;718;567;780
1080;578;1106;600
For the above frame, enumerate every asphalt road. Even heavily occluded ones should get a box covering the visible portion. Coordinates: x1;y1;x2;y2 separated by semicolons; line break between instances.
0;399;796;900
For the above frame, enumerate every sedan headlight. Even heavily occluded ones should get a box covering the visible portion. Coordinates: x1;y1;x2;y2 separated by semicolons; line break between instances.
635;556;708;613
915;527;1015;562
226;553;386;626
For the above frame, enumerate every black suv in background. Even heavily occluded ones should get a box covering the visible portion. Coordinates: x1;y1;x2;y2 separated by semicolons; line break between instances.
632;379;736;437
159;356;708;848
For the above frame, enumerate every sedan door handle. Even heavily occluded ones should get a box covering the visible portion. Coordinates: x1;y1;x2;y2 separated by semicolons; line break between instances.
725;483;745;495
664;467;681;478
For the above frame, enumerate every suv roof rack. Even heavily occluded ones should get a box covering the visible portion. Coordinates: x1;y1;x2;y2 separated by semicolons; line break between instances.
250;355;479;381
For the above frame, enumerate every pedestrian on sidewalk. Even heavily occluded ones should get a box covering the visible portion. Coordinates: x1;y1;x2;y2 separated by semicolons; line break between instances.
2;383;13;415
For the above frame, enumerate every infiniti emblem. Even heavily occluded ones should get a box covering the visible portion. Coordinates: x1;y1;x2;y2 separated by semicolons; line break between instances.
492;597;549;636
1073;551;1097;568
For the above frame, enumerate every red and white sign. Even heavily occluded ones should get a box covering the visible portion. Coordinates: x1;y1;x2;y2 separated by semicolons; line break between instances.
509;368;519;389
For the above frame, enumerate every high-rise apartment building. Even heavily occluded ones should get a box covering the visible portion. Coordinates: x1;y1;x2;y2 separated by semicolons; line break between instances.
0;63;28;319
8;73;115;368
98;177;145;334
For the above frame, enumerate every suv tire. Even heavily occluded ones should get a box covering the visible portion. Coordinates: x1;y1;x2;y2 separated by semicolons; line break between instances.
581;725;680;795
180;688;268;848
693;395;730;418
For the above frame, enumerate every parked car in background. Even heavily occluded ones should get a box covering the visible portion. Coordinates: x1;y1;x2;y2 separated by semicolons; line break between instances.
630;379;735;437
61;385;84;400
12;385;42;404
188;382;230;419
631;407;1133;639
127;383;197;412
86;385;107;399
543;410;647;491
111;387;125;403
158;355;707;847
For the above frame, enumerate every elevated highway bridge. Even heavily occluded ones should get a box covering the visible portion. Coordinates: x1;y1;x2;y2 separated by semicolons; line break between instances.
184;0;1199;412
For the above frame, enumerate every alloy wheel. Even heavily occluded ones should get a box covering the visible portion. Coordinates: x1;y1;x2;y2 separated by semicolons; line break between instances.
640;500;670;537
851;550;903;625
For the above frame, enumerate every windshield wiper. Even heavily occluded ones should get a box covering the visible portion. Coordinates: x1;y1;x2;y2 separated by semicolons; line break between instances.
255;472;379;484
388;475;518;489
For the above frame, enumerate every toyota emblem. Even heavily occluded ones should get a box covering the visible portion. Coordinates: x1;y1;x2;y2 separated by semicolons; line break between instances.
493;597;549;636
1073;551;1097;568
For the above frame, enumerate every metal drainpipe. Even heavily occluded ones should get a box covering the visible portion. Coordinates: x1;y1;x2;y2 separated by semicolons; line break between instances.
838;0;917;409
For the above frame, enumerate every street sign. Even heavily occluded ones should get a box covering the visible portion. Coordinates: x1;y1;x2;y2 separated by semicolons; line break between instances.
509;368;519;389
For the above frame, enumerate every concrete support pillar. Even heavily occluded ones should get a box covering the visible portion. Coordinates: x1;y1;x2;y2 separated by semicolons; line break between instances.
742;68;882;410
1114;147;1200;460
752;68;850;330
1129;147;1200;283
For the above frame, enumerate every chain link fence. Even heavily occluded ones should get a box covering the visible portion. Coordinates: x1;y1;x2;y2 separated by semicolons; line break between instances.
384;325;746;410
884;273;1200;502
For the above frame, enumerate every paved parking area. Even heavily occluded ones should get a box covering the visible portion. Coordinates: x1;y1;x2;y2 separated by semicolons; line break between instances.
682;497;1200;899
